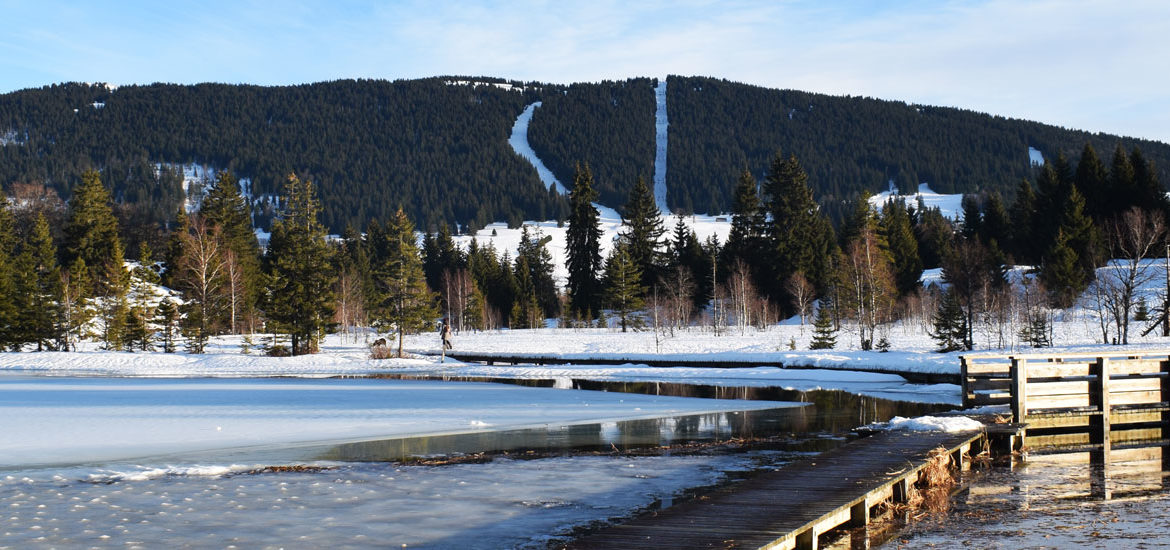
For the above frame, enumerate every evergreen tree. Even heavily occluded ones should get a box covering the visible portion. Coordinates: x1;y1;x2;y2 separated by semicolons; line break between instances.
1020;310;1052;348
669;216;710;309
10;248;37;350
764;152;827;310
156;298;179;353
0;197;18;349
97;239;129;351
724;170;767;263
63;170;123;296
619;176;667;290
979;192;1011;252
1040;229;1084;308
809;302;837;350
23;214;64;350
516;226;559;319
370;208;437;358
262;174;336;355
509;255;542;329
879;198;922;296
930;290;968;352
1075;143;1109;221
1008;179;1038;264
565;163;603;319
199;171;263;332
603;242;647;332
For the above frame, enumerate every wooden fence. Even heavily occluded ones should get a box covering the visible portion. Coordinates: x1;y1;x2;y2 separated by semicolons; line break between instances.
961;351;1170;447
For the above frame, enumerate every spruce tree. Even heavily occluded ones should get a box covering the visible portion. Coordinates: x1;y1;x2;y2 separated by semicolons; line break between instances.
565;163;603;319
809;302;837;350
930;290;968;352
764;152;826;310
199;171;262;332
262;174;336;355
1008;179;1038;264
509;255;541;329
516;226;559;318
25;214;64;350
0;197;18;349
619;176;666;290
879;198;922;296
1075;143;1109;221
603;243;647;332
156;298;179;353
63;170;123;296
370;207;437;358
1040;229;1084;308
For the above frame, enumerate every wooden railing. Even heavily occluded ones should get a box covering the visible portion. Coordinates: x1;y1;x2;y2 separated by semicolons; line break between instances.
961;351;1170;447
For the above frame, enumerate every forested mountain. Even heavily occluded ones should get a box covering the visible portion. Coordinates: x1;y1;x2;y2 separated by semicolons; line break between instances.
666;76;1170;219
0;78;567;233
2;76;1168;233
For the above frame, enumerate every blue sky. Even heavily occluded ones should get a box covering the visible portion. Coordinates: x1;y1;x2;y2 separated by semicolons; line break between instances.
3;0;1169;143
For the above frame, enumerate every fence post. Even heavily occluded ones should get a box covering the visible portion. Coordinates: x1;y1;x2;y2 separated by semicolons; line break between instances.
1089;357;1111;449
960;356;970;408
1010;357;1027;423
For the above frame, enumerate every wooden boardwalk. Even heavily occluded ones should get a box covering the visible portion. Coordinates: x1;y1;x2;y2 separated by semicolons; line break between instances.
564;429;984;550
415;350;956;384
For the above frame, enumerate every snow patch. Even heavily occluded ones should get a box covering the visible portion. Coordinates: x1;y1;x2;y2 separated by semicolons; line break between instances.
1028;147;1045;166
875;415;983;432
870;183;965;222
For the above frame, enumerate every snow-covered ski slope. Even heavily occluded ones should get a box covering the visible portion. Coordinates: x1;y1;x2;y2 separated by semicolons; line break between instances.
508;102;569;196
653;78;670;215
490;96;729;283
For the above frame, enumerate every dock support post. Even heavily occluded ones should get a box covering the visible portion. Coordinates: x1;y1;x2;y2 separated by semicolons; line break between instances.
795;528;817;550
1010;357;1028;424
892;477;910;504
849;498;869;527
1089;357;1111;450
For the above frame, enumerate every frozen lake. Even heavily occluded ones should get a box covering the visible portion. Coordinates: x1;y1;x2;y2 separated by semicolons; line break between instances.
1;376;812;548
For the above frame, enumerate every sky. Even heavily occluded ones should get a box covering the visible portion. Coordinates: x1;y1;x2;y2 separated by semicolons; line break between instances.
3;0;1169;143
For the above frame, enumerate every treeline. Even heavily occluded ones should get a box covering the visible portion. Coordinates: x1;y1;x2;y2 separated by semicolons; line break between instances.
665;76;1170;220
2;141;1168;356
0;79;567;233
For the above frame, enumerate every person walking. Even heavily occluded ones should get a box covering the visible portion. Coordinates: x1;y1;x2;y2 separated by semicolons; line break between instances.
441;319;453;351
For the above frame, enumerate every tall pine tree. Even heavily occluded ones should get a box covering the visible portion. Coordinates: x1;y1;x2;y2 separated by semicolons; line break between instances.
262;174;336;355
565;163;603;319
619;176;666;291
370;208;437;358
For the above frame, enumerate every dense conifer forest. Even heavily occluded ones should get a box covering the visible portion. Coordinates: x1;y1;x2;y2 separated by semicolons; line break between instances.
665;76;1170;219
4;76;1168;234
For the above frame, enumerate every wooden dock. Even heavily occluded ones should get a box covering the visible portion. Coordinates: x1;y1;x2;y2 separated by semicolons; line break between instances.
961;350;1170;448
564;429;987;550
415;350;957;384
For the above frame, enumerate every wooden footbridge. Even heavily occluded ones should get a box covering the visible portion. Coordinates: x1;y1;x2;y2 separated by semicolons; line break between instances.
565;428;998;550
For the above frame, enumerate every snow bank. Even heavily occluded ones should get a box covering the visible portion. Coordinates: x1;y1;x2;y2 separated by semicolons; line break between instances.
878;415;983;432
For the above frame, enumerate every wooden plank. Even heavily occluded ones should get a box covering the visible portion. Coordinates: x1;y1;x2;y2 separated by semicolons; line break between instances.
566;430;984;550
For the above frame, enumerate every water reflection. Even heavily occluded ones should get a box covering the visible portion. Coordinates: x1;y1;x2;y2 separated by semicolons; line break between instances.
323;376;954;462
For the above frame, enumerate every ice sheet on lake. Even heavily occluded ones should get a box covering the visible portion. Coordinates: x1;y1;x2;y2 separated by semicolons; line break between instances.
0;377;794;467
